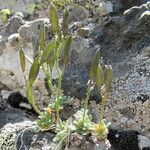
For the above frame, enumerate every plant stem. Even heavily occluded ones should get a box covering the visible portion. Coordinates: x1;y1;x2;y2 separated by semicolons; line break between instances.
42;65;54;95
26;83;42;115
83;80;92;122
56;61;62;123
100;93;108;121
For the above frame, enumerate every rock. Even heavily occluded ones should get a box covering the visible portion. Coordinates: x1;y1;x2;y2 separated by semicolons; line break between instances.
71;36;96;65
77;27;90;37
15;12;24;18
98;1;114;16
6;14;25;33
108;129;150;150
105;50;150;137
1;90;13;100
7;33;20;46
69;5;89;22
0;120;55;150
0;97;7;110
119;0;149;11
62;63;89;99
138;135;150;150
6;92;28;109
0;108;30;128
0;35;6;53
0;0;36;13
112;2;122;14
68;133;111;150
18;18;50;43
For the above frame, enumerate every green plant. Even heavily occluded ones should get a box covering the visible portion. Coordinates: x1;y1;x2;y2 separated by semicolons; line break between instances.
36;107;56;131
0;9;11;22
72;109;92;135
47;50;113;150
19;3;73;127
90;120;111;140
96;64;113;121
53;118;71;142
19;2;113;147
72;49;112;140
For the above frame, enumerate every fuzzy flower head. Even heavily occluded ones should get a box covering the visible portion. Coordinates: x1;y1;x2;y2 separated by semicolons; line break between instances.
91;120;110;140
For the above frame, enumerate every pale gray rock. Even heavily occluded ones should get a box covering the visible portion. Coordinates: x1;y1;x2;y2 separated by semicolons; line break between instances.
18;18;50;44
6;14;25;33
7;33;20;46
0;0;36;13
138;135;150;150
69;5;89;22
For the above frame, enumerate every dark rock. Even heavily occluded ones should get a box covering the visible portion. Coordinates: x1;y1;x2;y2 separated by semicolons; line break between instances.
108;129;140;150
62;2;150;101
108;128;150;150
0;108;29;128
119;0;149;11
0;91;7;110
113;2;122;14
7;92;28;108
62;63;89;100
16;127;55;150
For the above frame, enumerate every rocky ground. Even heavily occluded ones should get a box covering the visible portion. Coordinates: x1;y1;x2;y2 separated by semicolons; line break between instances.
0;0;150;149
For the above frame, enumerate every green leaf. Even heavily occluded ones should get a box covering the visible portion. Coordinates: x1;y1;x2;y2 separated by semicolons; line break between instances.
62;8;69;37
39;22;46;51
47;54;56;72
19;48;26;72
49;2;59;34
63;35;73;65
105;65;113;93
29;59;40;85
90;50;100;81
40;39;55;64
26;83;41;115
96;64;103;89
0;9;11;15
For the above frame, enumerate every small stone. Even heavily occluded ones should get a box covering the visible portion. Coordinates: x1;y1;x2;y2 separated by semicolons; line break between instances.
77;27;90;37
8;33;20;46
138;135;150;149
98;1;113;16
6;14;25;33
69;5;89;22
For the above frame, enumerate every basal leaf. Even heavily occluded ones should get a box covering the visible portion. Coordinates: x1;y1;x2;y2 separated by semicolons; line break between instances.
49;3;59;34
47;54;56;72
105;65;113;94
19;48;26;72
40;39;55;64
62;8;69;37
29;59;40;85
90;50;100;81
96;64;103;89
39;22;46;51
63;35;73;65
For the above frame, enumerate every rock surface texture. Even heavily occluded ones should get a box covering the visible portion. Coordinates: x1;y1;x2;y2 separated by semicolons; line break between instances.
0;0;150;149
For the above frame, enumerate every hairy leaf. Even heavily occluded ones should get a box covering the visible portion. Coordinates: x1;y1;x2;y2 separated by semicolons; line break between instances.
19;48;26;72
29;59;40;85
39;22;46;51
62;8;69;37
49;3;59;34
40;39;55;64
105;65;112;94
63;35;73;65
96;64;103;89
90;50;100;81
